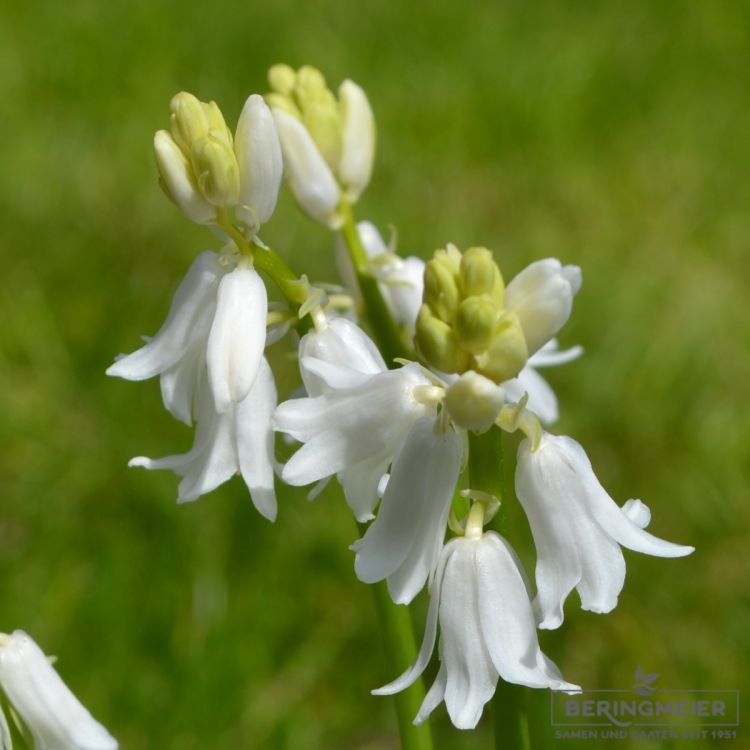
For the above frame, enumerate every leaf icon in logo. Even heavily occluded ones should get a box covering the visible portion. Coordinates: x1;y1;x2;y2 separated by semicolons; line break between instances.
633;666;659;696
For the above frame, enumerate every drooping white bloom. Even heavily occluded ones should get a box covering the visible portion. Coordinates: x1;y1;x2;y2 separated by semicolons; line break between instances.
274;356;434;521
335;221;425;334
353;416;463;604
0;630;118;750
515;433;694;629
504;259;582;355
129;358;277;520
234;95;283;233
373;532;579;729
107;253;268;418
502;339;584;425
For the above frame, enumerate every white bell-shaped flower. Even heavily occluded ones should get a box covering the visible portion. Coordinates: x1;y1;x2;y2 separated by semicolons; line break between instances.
337;80;376;201
373;532;579;729
515;432;694;629
504;259;582;355
352;416;463;604
274;351;434;521
0;630;118;750
129;358;277;520
234;95;283;233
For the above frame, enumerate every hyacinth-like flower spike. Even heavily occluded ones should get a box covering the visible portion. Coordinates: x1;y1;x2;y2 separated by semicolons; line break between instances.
0;631;118;750
516;433;694;629
373;507;579;729
266;64;375;227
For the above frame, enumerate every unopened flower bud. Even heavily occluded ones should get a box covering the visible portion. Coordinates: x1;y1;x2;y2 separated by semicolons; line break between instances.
153;130;215;224
266;92;301;118
191;134;240;207
460;246;504;304
268;63;297;95
338;79;375;201
444;371;505;431
476;311;528;383
294;66;336;111
302;100;342;171
455;295;498;354
415;305;470;374
170;91;209;153
201;100;233;147
424;250;461;323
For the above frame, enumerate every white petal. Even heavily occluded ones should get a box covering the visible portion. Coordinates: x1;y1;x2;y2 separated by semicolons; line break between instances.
504;259;581;355
206;266;267;413
506;366;560;425
235;95;283;230
621;498;651;529
439;539;498;730
299;318;385;396
235;358;277;521
527;339;584;368
476;534;580;690
356;220;388;257
337;452;390;521
414;662;447;726
558;436;694;558
515;438;582;628
272;109;340;227
106;251;222;381
372;541;455;696
354;418;462;601
159;333;209;426
383;256;425;331
338;80;375;201
276;365;430;485
0;631;118;750
130;382;237;503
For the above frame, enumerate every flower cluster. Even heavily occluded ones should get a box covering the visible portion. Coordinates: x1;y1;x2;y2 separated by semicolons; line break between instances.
107;65;694;734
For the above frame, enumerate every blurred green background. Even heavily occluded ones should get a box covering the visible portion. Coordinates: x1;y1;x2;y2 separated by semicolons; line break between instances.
1;1;748;748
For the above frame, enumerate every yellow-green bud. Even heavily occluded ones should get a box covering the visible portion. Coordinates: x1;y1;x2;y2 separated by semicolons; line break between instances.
415;305;470;374
266;92;301;119
294;65;337;112
475;311;528;383
201;101;233;148
424;250;461;323
170;92;209;153
302;100;343;171
268;63;297;95
191;134;240;207
444;371;505;432
455;295;498;354
460;246;504;305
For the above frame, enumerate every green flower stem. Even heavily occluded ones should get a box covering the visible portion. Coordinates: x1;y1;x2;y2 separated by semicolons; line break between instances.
338;202;411;364
368;579;434;750
467;428;529;750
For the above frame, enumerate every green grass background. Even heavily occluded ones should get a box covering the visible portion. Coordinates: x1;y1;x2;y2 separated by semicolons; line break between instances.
1;1;748;748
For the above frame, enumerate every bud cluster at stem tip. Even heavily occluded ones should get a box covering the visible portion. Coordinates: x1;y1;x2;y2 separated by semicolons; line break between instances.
415;244;528;383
